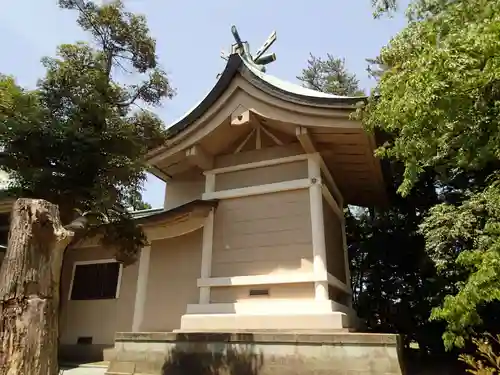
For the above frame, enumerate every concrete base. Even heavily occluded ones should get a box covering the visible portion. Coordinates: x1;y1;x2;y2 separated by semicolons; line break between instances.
179;312;355;331
105;331;403;375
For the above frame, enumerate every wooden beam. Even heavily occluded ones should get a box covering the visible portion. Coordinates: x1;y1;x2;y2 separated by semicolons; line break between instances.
319;157;344;208
205;154;308;176
261;125;284;146
321;184;343;220
255;125;262;149
199;208;214;304
234;128;255;154
308;155;329;301
185;145;213;171
198;273;323;288
202;178;312;200
296;126;316;153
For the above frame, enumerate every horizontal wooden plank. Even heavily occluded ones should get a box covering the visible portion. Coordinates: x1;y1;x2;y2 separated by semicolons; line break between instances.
213;227;312;250
215;213;311;235
215;160;308;191
211;258;314;278
212;244;312;264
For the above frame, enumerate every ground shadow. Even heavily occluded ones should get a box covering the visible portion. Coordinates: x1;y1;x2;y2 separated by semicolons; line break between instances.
161;333;264;375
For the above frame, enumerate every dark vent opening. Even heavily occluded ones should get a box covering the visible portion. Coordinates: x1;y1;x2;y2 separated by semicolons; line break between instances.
249;288;269;296
77;336;93;345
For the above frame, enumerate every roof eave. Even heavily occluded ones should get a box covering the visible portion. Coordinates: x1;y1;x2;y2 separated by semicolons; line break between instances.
134;199;218;226
146;55;243;161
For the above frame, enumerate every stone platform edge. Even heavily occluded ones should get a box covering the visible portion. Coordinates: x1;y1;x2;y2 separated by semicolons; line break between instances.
114;331;401;346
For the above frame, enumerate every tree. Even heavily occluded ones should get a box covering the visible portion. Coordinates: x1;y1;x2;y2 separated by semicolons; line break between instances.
297;53;365;96
371;0;397;17
127;190;153;211
134;200;153;210
346;172;453;354
361;0;500;349
0;1;173;373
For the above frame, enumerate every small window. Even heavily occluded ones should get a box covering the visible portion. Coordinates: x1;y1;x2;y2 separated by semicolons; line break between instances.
70;261;121;300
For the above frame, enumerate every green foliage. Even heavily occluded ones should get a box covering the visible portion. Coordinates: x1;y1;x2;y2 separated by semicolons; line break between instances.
361;0;500;196
460;334;500;374
361;0;500;350
0;0;174;263
371;0;398;17
297;53;365;96
133;200;152;210
421;177;500;349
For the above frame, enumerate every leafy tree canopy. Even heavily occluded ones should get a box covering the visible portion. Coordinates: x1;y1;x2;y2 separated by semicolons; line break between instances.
362;0;500;349
0;0;174;263
363;0;500;195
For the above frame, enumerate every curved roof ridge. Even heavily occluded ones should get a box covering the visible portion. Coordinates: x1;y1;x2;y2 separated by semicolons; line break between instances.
162;54;366;141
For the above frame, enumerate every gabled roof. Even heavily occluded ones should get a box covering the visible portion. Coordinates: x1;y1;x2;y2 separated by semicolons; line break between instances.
161;53;365;143
145;50;387;207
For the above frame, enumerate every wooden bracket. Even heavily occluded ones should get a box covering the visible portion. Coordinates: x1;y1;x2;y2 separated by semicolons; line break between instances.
185;145;214;171
296;126;344;207
231;108;257;127
296;126;316;154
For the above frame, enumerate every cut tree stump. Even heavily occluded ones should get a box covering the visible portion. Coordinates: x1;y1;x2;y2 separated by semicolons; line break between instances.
0;199;74;375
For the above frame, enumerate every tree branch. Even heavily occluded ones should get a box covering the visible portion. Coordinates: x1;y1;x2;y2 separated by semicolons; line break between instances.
118;82;152;107
74;0;108;49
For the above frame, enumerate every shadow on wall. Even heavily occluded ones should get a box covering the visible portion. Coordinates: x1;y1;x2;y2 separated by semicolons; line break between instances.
161;333;264;375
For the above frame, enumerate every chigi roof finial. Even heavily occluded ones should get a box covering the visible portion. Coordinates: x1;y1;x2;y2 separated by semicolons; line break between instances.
220;25;277;72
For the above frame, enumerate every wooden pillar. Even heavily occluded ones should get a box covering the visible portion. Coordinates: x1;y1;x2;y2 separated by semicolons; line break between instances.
308;154;329;301
199;173;215;304
132;245;151;332
199;209;215;304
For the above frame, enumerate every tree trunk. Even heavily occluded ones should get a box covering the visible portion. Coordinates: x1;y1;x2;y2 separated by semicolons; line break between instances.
0;199;74;375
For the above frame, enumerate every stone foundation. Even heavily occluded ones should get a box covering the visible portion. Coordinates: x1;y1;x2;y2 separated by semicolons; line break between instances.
106;331;403;375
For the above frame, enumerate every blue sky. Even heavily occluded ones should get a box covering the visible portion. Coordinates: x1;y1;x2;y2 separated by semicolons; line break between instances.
0;0;407;208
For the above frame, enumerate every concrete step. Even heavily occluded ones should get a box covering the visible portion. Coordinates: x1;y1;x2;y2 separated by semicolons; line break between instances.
59;362;109;375
59;367;107;375
105;361;136;375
